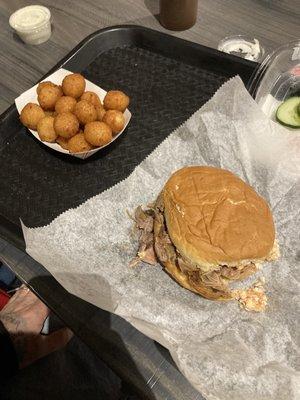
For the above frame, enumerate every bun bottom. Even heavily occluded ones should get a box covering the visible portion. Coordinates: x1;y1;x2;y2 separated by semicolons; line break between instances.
161;258;233;301
153;198;233;301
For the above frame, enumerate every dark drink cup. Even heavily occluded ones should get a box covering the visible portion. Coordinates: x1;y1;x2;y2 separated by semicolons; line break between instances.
159;0;198;31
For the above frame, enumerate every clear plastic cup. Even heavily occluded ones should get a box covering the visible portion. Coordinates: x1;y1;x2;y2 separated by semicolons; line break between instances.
248;40;300;125
218;35;265;62
9;5;51;45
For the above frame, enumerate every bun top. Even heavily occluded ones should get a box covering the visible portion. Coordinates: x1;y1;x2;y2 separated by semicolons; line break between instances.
163;166;275;270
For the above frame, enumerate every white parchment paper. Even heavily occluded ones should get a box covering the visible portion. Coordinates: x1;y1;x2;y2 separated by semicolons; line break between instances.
22;77;300;400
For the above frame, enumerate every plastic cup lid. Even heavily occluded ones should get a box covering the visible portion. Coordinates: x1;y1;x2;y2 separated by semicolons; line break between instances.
9;5;51;32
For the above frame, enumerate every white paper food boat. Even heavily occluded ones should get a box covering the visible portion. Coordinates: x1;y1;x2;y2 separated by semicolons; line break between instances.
15;68;132;159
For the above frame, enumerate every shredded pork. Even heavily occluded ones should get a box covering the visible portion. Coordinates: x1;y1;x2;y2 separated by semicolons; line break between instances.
131;198;258;296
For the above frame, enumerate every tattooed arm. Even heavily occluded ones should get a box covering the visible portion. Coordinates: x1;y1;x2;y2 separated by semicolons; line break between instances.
0;285;72;378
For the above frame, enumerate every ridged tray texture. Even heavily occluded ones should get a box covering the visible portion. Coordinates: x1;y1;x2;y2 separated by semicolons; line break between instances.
0;46;228;228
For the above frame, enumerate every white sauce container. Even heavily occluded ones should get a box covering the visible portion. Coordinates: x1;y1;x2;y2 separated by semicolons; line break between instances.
218;35;264;62
9;5;51;45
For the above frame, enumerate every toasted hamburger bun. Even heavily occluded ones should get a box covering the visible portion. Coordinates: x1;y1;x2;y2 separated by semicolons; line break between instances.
163;166;276;273
153;205;233;301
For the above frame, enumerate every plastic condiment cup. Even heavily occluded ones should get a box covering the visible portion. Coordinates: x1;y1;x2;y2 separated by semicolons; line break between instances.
9;5;51;45
218;35;265;62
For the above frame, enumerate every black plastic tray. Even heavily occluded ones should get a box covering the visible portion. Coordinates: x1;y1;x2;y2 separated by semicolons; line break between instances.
0;25;256;250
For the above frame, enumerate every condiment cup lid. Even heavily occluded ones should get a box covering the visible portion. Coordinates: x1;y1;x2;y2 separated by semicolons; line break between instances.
9;5;51;33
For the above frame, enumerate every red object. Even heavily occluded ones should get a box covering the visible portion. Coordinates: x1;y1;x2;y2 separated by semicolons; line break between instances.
0;289;10;310
290;65;300;76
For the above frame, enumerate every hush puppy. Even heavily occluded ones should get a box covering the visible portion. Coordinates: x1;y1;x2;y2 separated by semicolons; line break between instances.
38;85;63;111
20;103;45;130
68;132;93;153
103;90;129;112
84;121;112;147
95;104;106;121
103;110;125;134
55;96;77;114
44;111;56;117
36;81;56;96
74;100;97;125
54;112;79;139
37;116;57;142
56;136;69;150
62;73;85;98
80;91;102;107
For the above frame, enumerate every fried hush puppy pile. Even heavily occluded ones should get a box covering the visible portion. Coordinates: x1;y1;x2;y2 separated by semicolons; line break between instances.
20;73;130;153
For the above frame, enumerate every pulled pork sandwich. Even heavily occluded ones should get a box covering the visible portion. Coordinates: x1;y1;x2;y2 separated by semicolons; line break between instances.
132;166;279;302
